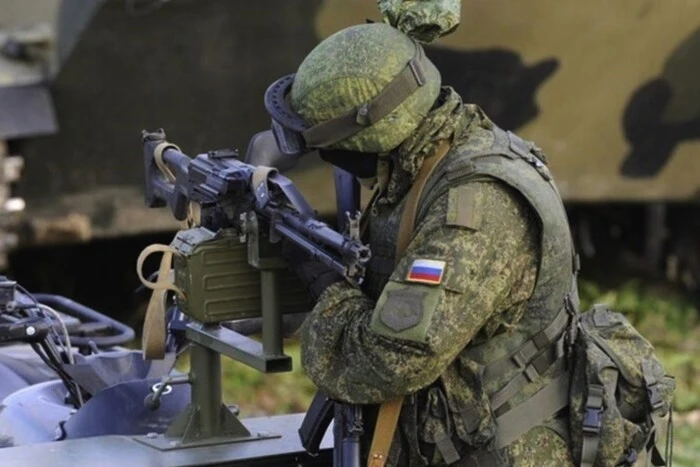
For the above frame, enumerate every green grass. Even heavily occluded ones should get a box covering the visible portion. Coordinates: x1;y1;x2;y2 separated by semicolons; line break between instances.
578;279;700;413
669;416;700;467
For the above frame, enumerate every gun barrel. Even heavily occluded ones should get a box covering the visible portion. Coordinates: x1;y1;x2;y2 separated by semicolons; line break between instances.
277;211;370;263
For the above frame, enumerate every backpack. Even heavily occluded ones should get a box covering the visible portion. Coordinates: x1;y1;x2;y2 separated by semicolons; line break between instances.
568;304;676;467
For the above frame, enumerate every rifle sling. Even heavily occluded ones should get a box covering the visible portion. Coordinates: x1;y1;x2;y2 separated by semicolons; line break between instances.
136;244;185;360
368;139;451;467
395;140;451;256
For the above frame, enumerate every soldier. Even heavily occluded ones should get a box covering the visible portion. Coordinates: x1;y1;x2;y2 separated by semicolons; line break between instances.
266;23;579;466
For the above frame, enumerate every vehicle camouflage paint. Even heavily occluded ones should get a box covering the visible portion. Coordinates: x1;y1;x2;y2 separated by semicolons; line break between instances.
0;2;695;465
0;0;698;299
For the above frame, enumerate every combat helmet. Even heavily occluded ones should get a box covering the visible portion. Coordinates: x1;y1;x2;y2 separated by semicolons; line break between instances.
264;23;442;155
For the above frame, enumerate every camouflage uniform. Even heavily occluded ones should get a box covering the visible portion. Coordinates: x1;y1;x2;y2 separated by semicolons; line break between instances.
377;0;461;43
299;88;577;466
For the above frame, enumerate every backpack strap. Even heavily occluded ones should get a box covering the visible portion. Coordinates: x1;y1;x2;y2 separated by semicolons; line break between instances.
641;362;671;467
580;382;606;467
367;139;452;467
493;370;571;449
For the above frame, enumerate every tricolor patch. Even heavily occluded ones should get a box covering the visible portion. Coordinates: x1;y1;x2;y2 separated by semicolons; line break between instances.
406;259;446;285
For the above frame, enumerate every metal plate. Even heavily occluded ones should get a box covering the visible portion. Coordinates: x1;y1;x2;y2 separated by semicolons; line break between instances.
0;413;334;467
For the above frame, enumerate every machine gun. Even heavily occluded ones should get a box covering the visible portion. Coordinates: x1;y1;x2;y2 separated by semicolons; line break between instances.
0;130;364;466
132;129;370;465
142;129;370;283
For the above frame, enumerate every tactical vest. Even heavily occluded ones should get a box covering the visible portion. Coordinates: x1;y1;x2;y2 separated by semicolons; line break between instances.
363;123;580;466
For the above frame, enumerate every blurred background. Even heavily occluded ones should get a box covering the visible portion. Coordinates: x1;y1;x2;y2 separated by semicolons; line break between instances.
0;0;698;464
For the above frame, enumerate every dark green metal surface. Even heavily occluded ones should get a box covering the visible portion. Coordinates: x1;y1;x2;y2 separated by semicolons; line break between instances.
186;323;292;373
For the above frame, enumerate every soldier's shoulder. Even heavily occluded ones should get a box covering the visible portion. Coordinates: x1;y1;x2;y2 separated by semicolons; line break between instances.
445;180;538;231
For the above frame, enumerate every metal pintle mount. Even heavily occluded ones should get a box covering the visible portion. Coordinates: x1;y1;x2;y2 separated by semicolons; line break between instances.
135;219;297;451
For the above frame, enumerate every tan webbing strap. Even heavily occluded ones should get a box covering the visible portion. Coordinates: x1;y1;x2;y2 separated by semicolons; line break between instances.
368;397;404;467
251;165;278;200
367;139;452;467
153;141;180;182
136;244;185;360
395;140;452;256
138;143;189;359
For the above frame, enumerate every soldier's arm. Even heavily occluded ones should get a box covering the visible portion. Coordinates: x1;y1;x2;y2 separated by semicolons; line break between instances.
299;180;539;404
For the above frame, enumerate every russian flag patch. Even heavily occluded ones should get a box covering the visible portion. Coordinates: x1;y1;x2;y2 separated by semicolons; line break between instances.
406;259;446;285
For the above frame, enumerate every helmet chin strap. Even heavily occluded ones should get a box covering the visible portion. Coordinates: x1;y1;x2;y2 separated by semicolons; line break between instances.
358;155;391;192
376;157;391;193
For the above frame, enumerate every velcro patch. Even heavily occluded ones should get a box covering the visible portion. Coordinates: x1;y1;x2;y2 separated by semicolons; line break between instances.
446;185;481;230
380;288;426;332
370;281;442;343
406;259;446;285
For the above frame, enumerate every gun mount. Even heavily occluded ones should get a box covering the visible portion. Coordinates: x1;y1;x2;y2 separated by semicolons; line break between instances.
132;129;362;458
0;128;360;466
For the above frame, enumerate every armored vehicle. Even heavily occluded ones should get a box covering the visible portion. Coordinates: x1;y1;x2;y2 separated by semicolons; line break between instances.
1;0;698;310
0;1;693;465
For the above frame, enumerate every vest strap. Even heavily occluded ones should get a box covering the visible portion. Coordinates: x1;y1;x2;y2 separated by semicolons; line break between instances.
481;305;570;385
493;370;570;450
491;334;566;414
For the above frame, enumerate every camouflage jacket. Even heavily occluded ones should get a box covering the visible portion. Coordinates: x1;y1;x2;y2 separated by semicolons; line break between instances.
299;106;576;466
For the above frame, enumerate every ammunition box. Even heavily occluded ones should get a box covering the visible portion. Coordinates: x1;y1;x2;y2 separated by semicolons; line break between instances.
171;227;310;323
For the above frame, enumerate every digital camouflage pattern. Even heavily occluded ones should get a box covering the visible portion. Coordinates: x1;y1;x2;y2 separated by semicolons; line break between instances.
377;0;461;43
290;23;441;153
382;87;472;204
300;96;576;465
567;306;675;466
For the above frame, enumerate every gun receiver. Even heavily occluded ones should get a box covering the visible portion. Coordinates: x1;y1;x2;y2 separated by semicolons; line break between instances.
142;129;370;283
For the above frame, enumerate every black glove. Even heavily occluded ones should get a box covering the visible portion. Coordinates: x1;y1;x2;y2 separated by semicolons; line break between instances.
281;240;344;302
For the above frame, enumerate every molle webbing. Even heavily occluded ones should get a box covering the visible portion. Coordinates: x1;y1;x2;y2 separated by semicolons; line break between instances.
488;310;569;414
410;125;578;462
492;370;571;449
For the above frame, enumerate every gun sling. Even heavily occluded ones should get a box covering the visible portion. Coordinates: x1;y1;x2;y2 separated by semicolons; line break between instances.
136;244;185;359
367;139;451;467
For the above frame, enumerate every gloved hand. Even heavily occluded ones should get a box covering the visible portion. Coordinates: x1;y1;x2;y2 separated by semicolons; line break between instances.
281;240;344;302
